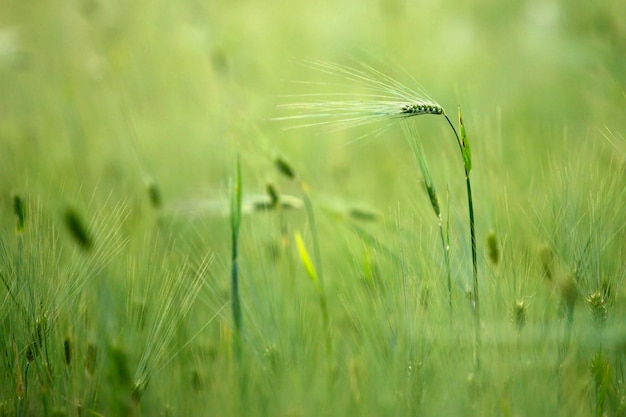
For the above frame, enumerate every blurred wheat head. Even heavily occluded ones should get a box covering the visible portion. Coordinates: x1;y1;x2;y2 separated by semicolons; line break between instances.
275;59;445;137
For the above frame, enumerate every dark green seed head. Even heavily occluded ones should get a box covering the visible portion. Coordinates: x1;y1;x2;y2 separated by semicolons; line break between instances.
86;343;97;376
109;345;131;385
13;194;25;232
35;317;47;348
274;157;296;179
266;183;280;207
424;183;440;217
132;376;150;404
348;206;381;222
400;102;443;115
487;231;499;265
146;178;162;209
25;342;36;362
64;337;71;366
191;370;203;391
64;208;93;250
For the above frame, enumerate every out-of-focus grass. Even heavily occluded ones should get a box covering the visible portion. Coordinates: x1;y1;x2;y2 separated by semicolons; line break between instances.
1;1;625;416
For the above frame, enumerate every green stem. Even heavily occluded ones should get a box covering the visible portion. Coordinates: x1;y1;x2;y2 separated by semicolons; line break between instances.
231;256;242;359
231;157;243;362
464;170;480;368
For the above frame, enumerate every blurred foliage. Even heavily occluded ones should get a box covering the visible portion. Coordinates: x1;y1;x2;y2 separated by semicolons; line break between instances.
0;0;624;415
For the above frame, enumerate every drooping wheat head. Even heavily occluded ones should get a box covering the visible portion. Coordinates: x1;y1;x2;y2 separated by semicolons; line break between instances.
276;59;445;135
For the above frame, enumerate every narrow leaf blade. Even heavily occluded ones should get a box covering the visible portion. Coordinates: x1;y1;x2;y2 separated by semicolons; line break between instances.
294;232;320;291
458;107;472;173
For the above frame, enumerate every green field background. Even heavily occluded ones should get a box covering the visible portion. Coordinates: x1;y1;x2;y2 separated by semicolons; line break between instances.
1;1;625;416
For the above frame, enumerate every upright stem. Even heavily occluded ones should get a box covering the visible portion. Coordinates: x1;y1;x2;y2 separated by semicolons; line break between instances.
464;168;480;368
231;248;242;359
230;157;243;362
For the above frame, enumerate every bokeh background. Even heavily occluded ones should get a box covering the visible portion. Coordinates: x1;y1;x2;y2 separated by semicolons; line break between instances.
1;1;625;415
1;0;623;203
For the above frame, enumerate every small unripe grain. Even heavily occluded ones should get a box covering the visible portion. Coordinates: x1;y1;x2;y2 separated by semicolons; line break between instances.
423;183;440;217
132;377;149;404
348;206;381;222
13;194;25;232
86;343;97;376
191;370;203;392
64;337;71;366
25;342;36;363
145;177;162;209
266;183;280;207
274;157;296;180
399;102;444;116
64;208;93;251
487;231;499;265
109;345;131;385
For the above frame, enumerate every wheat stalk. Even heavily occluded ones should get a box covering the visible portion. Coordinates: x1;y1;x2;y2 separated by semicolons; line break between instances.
275;59;444;136
277;58;480;368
